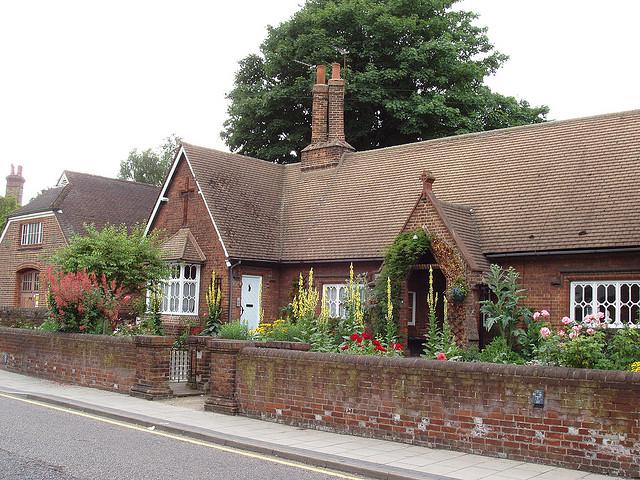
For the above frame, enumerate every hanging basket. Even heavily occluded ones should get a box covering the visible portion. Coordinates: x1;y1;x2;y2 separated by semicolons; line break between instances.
450;286;467;304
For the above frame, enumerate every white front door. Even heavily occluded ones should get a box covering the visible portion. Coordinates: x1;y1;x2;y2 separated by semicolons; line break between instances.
240;275;262;330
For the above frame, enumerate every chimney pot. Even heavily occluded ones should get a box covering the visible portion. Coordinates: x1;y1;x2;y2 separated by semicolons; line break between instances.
331;62;341;80
6;164;25;206
420;169;435;197
315;64;326;85
17;165;22;176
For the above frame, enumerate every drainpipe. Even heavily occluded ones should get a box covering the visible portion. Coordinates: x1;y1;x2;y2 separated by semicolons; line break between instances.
226;259;241;322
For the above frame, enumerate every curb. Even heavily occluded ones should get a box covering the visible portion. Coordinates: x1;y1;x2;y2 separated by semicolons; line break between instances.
1;389;454;480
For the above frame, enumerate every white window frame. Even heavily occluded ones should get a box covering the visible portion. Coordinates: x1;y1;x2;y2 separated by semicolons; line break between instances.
159;263;201;315
570;280;640;328
408;291;417;326
322;283;366;319
21;222;43;245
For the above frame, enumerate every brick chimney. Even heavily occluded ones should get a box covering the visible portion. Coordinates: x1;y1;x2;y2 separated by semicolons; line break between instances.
5;164;25;206
301;63;354;171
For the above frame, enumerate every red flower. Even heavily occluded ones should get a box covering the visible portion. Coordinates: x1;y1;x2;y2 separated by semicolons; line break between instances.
372;339;381;347
340;344;349;351
362;331;373;340
436;352;447;361
393;343;403;351
79;325;87;331
349;333;361;342
374;345;387;352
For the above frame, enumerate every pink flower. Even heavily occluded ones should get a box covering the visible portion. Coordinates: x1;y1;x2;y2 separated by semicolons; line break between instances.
539;327;551;338
584;314;594;322
586;328;595;336
533;312;541;320
597;312;605;320
541;310;550;317
436;352;447;361
569;331;577;339
561;317;572;325
557;329;566;337
572;325;582;333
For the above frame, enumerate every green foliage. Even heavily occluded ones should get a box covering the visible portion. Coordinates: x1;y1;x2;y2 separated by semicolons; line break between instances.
218;320;251;340
479;337;524;364
606;327;640;370
143;286;164;335
374;229;430;333
51;224;167;294
480;264;531;348
118;135;181;186
514;316;547;361
255;319;305;342
203;271;223;336
422;266;461;359
222;0;547;163
560;331;609;369
0;195;18;232
38;318;61;332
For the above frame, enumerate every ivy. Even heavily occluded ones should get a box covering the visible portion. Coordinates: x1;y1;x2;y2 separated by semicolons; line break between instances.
372;229;431;333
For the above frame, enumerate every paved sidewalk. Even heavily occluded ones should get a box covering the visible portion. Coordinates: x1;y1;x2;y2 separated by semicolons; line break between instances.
0;370;622;480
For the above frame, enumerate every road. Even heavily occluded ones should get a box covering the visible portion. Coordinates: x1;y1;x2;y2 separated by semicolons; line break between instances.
0;395;365;480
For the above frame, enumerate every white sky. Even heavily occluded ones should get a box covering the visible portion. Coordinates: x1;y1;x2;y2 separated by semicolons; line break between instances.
1;0;639;202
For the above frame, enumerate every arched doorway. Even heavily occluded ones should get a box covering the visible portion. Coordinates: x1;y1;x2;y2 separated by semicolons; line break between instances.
17;269;41;307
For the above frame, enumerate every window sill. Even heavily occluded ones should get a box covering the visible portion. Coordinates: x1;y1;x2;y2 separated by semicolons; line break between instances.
17;245;44;252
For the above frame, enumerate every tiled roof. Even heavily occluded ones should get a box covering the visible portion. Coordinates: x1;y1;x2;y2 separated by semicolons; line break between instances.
9;171;159;240
9;187;65;217
181;109;640;263
160;228;206;263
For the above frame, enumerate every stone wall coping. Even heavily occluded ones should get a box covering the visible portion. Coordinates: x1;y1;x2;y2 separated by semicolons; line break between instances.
239;347;640;385
203;338;310;352
0;326;178;346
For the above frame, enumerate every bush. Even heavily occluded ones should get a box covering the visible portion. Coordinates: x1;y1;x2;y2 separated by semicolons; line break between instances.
560;331;609;369
45;268;131;334
51;224;167;296
218;320;251;340
254;318;304;342
39;319;61;332
606;327;640;370
479;337;525;364
339;331;403;357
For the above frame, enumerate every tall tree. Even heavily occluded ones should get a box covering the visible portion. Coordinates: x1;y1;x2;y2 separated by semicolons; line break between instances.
118;134;181;186
222;0;548;163
0;195;18;232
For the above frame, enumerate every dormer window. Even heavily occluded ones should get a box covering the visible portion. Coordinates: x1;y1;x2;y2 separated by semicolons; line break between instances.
21;222;43;245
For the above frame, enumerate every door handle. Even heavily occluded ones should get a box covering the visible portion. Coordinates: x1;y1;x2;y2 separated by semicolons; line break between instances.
246;304;254;308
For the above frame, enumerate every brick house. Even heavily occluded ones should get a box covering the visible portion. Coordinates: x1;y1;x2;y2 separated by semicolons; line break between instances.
146;63;640;348
0;171;159;309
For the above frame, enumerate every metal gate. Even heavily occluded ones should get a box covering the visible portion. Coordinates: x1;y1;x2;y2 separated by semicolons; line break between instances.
169;349;190;382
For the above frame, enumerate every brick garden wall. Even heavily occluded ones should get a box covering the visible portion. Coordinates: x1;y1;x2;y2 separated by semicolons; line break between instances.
0;327;175;398
0;307;47;327
235;348;640;477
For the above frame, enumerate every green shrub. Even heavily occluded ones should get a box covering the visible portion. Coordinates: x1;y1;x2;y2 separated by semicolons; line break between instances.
560;331;609;369
606;327;640;370
218;320;251;340
39;319;61;332
479;337;525;364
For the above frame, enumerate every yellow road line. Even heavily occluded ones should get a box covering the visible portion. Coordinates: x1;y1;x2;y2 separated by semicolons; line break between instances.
0;392;362;480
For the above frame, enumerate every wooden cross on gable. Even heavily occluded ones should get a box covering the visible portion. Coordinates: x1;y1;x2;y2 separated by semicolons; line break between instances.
180;177;196;226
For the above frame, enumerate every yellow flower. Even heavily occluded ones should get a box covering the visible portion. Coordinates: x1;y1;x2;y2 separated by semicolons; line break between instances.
630;361;640;373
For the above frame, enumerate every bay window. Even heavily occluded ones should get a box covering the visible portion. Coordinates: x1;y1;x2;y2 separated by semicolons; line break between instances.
160;263;200;315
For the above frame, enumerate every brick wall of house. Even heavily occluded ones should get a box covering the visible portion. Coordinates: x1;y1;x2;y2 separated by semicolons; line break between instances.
496;251;640;327
150;156;229;334
0;326;138;392
0;214;67;307
236;347;640;477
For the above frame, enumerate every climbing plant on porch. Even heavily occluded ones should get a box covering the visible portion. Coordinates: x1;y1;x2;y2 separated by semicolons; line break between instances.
373;229;431;333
